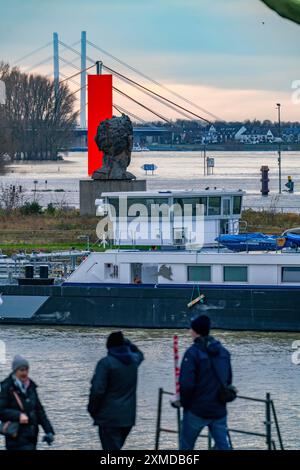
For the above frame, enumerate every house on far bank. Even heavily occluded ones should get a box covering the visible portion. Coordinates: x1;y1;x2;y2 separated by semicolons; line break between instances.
281;126;300;143
234;126;276;145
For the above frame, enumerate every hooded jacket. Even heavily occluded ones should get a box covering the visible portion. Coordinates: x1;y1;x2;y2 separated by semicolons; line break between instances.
88;341;144;427
179;336;232;419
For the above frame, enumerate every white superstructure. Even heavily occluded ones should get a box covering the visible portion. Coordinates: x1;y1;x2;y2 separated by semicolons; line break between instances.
96;188;245;247
66;249;300;287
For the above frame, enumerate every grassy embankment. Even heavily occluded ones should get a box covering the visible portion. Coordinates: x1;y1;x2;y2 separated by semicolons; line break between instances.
0;210;101;255
0;209;300;256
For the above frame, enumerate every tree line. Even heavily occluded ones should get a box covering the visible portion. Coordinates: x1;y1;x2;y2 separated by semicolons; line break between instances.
0;62;78;170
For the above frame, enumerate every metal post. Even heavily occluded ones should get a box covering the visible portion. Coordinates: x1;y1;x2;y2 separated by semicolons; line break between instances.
53;32;59;94
271;400;284;450
265;392;272;450
80;31;87;129
277;103;282;194
208;431;212;450
203;143;207;176
155;388;163;450
177;407;181;449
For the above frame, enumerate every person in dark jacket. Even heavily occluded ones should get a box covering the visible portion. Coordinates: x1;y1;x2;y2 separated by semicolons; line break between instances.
0;355;55;450
179;315;232;450
88;331;144;450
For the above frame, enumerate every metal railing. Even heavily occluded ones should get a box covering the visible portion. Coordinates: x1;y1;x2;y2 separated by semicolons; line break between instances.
0;251;89;283
155;388;284;451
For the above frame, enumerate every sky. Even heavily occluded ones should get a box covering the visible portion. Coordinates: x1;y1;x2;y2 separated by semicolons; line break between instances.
0;0;299;122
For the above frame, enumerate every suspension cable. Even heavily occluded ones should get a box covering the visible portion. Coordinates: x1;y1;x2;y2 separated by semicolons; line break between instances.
58;40;95;64
87;39;221;121
113;104;148;124
104;64;210;124
59;57;81;72
12;42;52;66
22;55;53;74
113;86;172;124
59;64;94;84
110;68;197;122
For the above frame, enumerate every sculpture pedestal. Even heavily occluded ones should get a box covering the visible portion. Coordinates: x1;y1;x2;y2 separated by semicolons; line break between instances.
80;179;147;216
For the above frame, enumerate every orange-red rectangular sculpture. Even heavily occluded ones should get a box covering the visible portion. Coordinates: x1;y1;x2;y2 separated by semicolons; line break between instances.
88;74;113;176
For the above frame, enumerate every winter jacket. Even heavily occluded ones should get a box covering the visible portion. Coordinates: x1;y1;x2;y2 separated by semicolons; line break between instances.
88;341;144;427
179;336;232;419
0;374;54;450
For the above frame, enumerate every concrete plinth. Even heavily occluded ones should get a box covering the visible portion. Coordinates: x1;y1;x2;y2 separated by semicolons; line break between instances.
80;179;147;215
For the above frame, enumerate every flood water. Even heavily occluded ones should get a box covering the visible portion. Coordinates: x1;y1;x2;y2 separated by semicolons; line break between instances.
0;326;299;450
1;151;300;450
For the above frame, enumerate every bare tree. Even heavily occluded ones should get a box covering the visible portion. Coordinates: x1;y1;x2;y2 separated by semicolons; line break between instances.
0;62;10;172
0;183;25;210
0;63;78;161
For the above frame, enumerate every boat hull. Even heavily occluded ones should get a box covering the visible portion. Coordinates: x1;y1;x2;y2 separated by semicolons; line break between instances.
0;283;299;331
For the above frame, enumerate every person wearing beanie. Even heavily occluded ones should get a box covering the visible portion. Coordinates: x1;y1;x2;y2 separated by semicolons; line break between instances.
88;331;144;450
179;315;233;450
0;355;54;450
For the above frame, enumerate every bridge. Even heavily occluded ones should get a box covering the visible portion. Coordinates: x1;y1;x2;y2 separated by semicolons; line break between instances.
12;32;222;152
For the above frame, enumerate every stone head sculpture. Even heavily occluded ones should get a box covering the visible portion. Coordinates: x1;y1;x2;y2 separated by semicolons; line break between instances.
92;114;136;180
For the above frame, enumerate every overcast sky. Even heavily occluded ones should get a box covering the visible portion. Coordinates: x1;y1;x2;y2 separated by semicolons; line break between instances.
0;0;299;121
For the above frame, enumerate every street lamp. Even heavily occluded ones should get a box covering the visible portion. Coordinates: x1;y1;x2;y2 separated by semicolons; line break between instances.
276;103;282;194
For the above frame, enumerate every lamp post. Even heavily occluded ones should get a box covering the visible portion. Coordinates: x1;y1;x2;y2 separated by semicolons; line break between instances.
33;180;38;201
276;103;282;194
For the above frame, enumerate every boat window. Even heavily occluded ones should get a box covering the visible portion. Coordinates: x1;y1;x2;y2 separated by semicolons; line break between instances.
199;197;207;216
127;197;169;218
104;263;119;279
107;198;119;217
222;198;231;216
282;267;300;282
188;265;211;282
223;266;248;282
208;197;221;216
173;198;206;217
233;196;242;215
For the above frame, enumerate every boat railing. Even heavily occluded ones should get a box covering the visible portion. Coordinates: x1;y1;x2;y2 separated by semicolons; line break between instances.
0;252;89;283
155;388;284;450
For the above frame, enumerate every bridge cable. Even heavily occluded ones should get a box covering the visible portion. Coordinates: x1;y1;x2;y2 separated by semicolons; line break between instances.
108;67;196;122
59;64;94;84
113;86;172;124
12;42;52;66
58;40;95;64
59;57;82;72
87;39;221;121
113;104;148;124
104;64;211;124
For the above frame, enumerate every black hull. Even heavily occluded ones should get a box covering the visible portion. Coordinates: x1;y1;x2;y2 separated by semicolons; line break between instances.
0;284;299;331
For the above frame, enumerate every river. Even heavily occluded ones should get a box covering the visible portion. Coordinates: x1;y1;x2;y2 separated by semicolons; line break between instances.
1;151;300;450
2;150;300;211
0;326;299;450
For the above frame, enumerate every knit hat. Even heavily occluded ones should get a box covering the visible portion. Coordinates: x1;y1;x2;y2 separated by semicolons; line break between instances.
12;355;29;372
106;331;125;349
191;315;211;336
